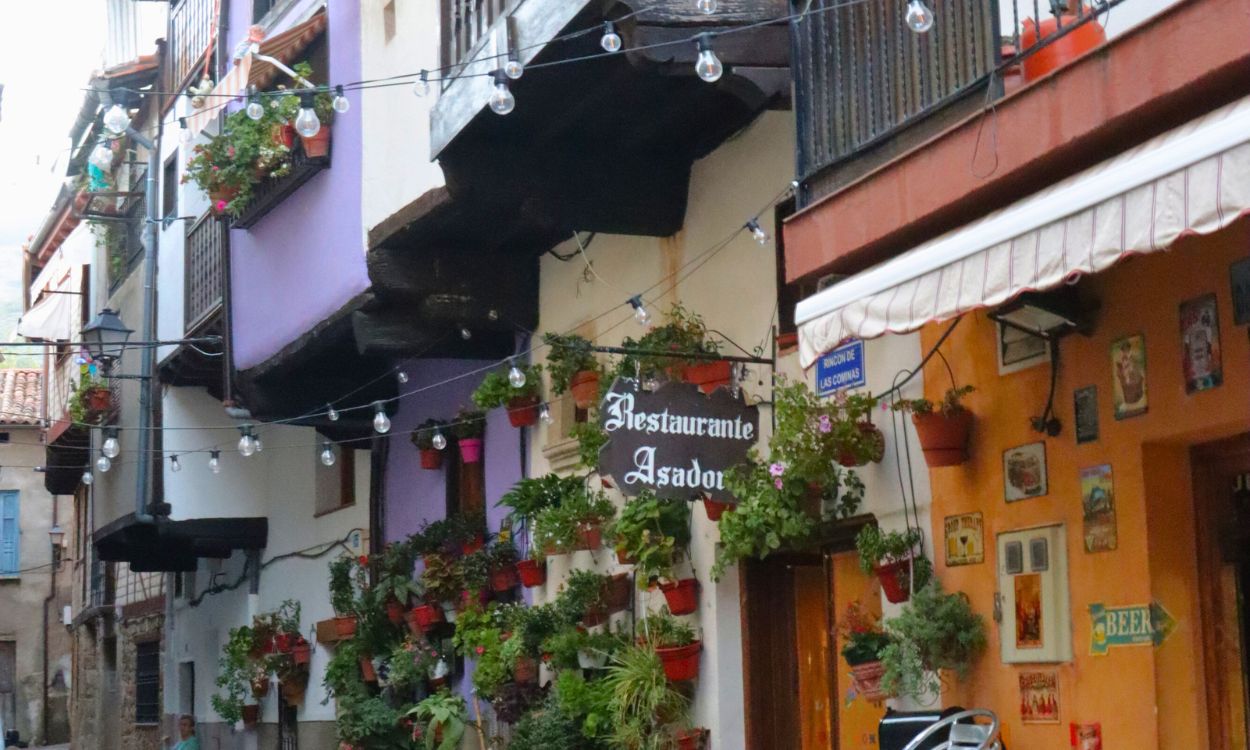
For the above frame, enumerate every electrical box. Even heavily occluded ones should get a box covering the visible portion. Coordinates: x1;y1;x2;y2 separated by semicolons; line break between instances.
997;524;1072;663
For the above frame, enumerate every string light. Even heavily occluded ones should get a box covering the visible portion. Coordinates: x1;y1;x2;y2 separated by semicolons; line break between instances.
238;425;257;457
82;470;94;486
89;142;114;172
508;360;527;388
600;22;622;53
432;430;447;450
906;0;935;32
102;427;120;459
179;117;192;143
397;371;409;384
504;52;524;80
209;450;221;474
628;295;652;326
246;98;265;120
327;404;340;422
320;442;337;467
170;455;182;473
254;434;264;453
294;92;321;137
103;104;131;135
96;454;112;473
539;403;553;425
413;70;430;97
460;327;473;340
372;401;391;434
489;71;516;115
695;34;724;83
332;85;350;113
745;219;769;245
697;0;718;13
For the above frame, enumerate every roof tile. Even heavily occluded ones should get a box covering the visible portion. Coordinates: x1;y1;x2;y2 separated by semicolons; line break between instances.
0;369;43;425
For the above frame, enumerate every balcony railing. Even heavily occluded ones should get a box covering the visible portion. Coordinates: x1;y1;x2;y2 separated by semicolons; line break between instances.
792;0;1114;206
170;0;216;93
439;0;516;80
184;212;226;334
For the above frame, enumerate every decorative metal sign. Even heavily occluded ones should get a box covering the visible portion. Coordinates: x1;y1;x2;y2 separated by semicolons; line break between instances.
598;378;759;503
1089;601;1176;655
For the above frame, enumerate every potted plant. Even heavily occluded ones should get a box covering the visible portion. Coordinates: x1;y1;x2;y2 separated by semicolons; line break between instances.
676;727;709;750
451;512;487;554
472;363;543;428
407;690;469;750
638;612;701;682
891;385;976;467
701;494;735;522
657;578;698;616
457;549;491;608
855;525;933;604
710;460;819;581
212;625;258;726
542;626;622;671
291;63;335;158
420;553;464;622
544;332;602;409
608;491;691;589
487;542;520;592
452;408;486;463
619;303;724;387
328;556;361;637
604;645;691;744
555;570;615;627
411;418;448;470
838;601;892;701
70;375;113;424
879;580;987;701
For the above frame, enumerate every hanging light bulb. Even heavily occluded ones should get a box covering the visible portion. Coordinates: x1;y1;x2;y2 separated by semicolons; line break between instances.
696;0;718;13
246;98;265;120
102;428;120;459
600;21;622;53
905;0;935;33
489;71;515;116
504;53;524;80
82;470;94;486
179;117;192;144
397;371;409;384
320;442;337;467
327;404;340;422
238;426;257;457
254;435;264;453
628;295;651;326
170;455;182;473
460;327;472;340
539;403;553;425
373;401;391;434
89;142;114;172
508;360;527;388
332;85;350;113
432;430;447;450
694;34;724;83
413;70;431;97
103;104;131;135
745;219;770;245
294;92;321;138
209;450;221;474
96;454;112;473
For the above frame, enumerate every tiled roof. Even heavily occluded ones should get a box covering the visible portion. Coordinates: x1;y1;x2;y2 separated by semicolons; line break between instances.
0;369;43;425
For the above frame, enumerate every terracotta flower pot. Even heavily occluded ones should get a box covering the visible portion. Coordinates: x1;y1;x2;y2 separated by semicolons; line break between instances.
419;448;443;470
875;558;915;604
360;657;378;683
507;395;540;428
683;360;733;394
242;703;261;727
517;559;546;587
386;598;407;626
513;655;539;684
407;603;441;634
333;616;358;639
703;499;734;521
1021;11;1106;82
85;386;113;414
459;437;483;464
251;677;270;699
300;123;331;158
604;573;633;613
575;522;603;551
490;565;519;592
273;633;293;653
273;124;295;148
659;578;698;615
911;410;973;467
461;535;485;555
280;678;307;706
656;641;702;681
838;422;886;466
848;659;889;702
291;641;312;666
676;728;708;750
570;370;601;409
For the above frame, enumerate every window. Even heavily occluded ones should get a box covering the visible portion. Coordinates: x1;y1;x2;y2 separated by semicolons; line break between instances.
315;447;364;516
383;0;397;43
162;155;178;220
135;640;161;723
0;433;10;444
0;492;18;575
177;661;195;717
252;0;277;23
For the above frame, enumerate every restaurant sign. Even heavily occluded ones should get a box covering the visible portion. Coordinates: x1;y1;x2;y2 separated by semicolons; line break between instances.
1089;600;1176;655
598;378;759;503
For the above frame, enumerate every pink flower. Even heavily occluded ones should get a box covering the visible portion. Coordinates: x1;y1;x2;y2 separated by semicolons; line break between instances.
818;415;832;433
474;646;485;655
227;146;236;158
774;478;784;490
768;462;785;477
211;165;219;171
215;200;227;212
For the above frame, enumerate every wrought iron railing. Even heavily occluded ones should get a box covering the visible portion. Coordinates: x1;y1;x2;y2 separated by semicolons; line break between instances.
184;212;226;334
439;0;516;82
170;0;216;92
791;0;1114;206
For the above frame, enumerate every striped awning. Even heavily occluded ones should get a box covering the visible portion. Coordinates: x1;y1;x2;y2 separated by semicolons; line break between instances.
796;94;1250;368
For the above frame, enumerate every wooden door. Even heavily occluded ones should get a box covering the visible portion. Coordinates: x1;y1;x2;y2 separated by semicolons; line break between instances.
0;641;15;732
742;557;804;749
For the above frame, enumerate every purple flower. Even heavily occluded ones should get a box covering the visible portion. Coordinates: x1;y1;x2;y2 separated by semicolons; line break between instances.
818;414;833;433
768;462;785;477
774;478;784;490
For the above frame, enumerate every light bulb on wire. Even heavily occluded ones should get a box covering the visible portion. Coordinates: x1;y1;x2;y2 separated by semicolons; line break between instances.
628;295;651;326
96;455;112;473
332;85;350;113
82;470;94;486
103;104;131;135
600;21;622;52
179;117;192;143
905;0;935;32
539;404;553;425
695;34;724;82
254;435;264;453
413;70;430;97
508;361;527;388
397;371;409;384
238;426;257;457
745;219;770;245
246;98;265;120
327;404;340;422
489;70;515;116
432;430;447;450
504;53;524;80
209;450;221;474
460;327;472;340
102;428;120;459
373;401;391;434
170;455;182;473
696;0;718;13
89;143;114;172
320;442;337;467
294;92;321;137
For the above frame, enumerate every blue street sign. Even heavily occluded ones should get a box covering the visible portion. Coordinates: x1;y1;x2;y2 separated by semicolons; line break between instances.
816;339;866;396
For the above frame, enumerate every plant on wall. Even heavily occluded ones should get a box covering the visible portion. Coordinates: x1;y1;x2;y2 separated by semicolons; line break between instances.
771;378;880;484
710;458;817;581
618;303;721;381
471;363;543;410
411;418;449;469
879;579;987;701
603;644;691;750
891;384;977;467
543;332;603;408
531;484;616;556
408;689;470;750
855;525;933;604
608;491;691;587
211;625;261;725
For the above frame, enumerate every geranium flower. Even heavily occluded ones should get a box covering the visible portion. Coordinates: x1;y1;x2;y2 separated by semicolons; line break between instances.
818;414;832;433
768;462;785;477
357;555;368;565
774;478;784;490
214;200;227;213
475;646;485;655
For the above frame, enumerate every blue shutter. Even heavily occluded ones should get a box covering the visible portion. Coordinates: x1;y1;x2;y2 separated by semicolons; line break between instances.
0;492;18;575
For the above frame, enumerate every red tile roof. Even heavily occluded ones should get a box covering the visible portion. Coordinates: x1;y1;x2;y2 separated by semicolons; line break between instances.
0;369;43;425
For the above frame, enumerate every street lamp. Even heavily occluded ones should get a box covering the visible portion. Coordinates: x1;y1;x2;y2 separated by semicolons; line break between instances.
48;524;65;566
80;308;133;371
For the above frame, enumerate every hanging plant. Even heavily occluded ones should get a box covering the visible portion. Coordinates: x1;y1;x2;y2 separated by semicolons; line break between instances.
451;408;486;462
710;459;818;581
617;303;722;383
637;612;702;682
544;333;603;408
472;363;544;427
891;385;976;467
410;418;448;470
838;601;892;701
855;525;933;604
607;491;691;587
879;579;987;701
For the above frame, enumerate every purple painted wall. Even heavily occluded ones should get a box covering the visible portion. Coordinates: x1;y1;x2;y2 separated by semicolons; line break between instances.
228;0;368;370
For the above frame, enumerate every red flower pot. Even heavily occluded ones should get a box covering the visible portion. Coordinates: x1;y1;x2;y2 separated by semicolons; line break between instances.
273;633;293;653
703;499;733;521
656;641;702;681
507;396;540;428
407;604;441;634
360;657;378;682
300;124;331;158
659;578;698;615
875;559;915;604
604;573;633;613
514;655;539;684
242;703;261;727
333;615;358;639
684;360;733;394
291;640;312;666
849;660;889;702
911;410;973;467
1021;11;1106;82
86;386;113;414
273;124;295;148
517;559;546;587
490;565;519;592
676;728;708;750
615;545;637;565
461;535;485;555
460;589;489;609
575;523;603;550
459;438;483;464
570;370;601;409
419;448;443;470
385;598;407;626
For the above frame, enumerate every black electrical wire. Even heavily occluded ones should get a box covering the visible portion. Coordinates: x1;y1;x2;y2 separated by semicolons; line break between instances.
186;527;363;608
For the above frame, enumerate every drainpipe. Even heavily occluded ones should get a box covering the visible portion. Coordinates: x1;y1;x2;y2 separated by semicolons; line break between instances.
41;496;59;744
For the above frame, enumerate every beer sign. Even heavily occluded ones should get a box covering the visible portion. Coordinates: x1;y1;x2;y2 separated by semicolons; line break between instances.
598;378;760;503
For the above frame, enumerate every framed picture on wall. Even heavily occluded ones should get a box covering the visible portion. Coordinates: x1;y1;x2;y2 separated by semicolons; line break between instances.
1110;334;1148;419
1179;293;1223;393
1004;441;1048;501
1073;386;1099;444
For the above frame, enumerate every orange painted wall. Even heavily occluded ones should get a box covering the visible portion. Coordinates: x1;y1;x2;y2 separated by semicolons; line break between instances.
920;219;1250;748
832;552;888;749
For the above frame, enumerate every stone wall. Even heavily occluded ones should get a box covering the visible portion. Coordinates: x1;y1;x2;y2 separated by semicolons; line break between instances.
117;614;163;750
69;621;101;750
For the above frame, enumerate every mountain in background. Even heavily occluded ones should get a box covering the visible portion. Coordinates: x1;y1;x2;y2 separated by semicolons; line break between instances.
0;245;39;367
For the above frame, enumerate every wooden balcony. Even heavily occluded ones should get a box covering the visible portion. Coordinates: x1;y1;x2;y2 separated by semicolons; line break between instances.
158;212;228;398
169;0;216;94
230;142;330;229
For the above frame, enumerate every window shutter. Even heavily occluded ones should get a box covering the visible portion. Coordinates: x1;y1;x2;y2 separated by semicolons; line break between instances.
0;492;19;574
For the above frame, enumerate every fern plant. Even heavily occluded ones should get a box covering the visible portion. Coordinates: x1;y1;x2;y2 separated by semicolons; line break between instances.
879;579;987;701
